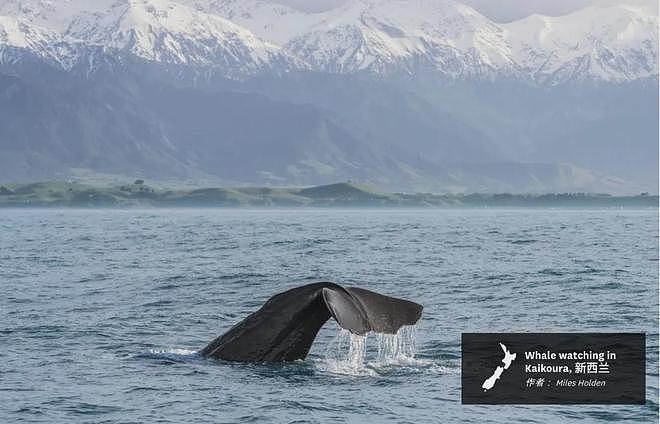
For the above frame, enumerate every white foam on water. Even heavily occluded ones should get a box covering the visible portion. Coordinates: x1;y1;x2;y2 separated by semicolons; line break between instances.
150;348;198;356
143;348;200;361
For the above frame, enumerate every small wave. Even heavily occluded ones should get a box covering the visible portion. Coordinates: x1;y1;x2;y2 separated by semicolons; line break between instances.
510;239;537;244
369;357;454;376
141;300;174;307
539;268;565;276
63;402;123;415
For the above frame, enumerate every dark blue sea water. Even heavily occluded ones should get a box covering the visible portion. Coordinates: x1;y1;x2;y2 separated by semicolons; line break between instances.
1;208;658;423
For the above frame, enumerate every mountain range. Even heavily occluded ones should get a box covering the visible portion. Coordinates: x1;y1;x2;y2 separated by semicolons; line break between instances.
0;0;657;193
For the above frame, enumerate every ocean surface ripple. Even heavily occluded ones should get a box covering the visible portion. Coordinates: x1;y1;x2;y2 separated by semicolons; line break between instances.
1;208;658;423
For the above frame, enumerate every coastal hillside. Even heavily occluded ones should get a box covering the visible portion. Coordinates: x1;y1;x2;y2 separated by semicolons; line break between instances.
0;181;655;208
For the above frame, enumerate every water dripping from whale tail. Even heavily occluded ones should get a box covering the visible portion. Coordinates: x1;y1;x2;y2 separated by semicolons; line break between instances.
321;325;420;376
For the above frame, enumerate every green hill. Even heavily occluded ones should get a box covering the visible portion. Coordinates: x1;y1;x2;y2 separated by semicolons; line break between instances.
297;183;388;200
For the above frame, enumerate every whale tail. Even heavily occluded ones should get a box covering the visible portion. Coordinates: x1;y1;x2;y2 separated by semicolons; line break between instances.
322;286;422;335
201;282;423;362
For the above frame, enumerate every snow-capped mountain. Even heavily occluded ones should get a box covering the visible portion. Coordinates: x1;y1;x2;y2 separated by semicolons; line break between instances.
66;0;295;72
280;0;513;76
0;14;86;69
189;0;659;82
0;0;657;81
0;0;299;77
181;0;514;75
504;5;658;83
0;0;657;192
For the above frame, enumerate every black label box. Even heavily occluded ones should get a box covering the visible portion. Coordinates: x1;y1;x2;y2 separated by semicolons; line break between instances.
461;333;645;404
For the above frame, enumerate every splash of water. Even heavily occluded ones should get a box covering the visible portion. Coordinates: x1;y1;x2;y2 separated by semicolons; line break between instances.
375;325;416;363
323;329;372;375
321;326;419;376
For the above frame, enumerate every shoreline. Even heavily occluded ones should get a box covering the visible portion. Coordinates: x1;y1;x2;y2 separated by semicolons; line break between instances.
0;182;657;209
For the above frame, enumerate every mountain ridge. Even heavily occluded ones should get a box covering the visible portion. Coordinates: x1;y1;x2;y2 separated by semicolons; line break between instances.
0;0;657;193
0;0;656;82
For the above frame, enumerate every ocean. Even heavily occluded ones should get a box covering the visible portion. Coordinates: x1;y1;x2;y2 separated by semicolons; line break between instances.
1;208;658;423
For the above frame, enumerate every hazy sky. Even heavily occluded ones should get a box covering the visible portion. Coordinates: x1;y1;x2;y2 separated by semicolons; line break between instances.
273;0;657;21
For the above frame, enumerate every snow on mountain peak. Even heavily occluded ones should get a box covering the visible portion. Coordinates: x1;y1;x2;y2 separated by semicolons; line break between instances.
279;0;658;80
277;0;514;75
0;15;48;48
0;0;300;76
179;0;312;45
504;4;658;82
64;0;287;69
0;14;85;69
0;0;657;82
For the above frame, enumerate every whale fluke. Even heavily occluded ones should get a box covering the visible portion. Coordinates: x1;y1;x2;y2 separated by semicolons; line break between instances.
200;282;423;362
